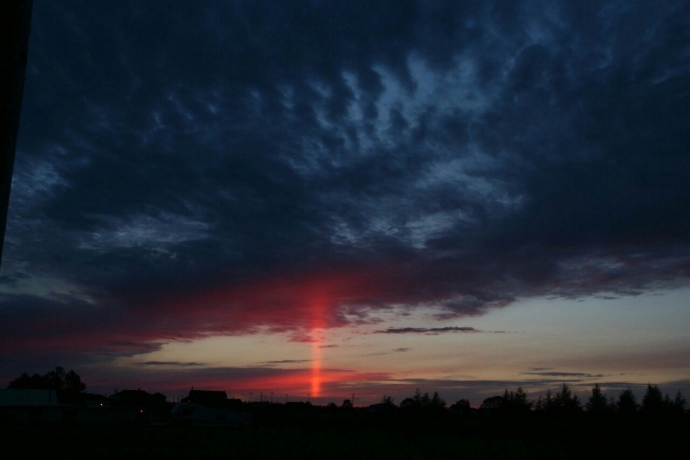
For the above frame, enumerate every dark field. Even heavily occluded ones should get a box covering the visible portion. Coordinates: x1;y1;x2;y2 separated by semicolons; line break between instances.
2;416;687;459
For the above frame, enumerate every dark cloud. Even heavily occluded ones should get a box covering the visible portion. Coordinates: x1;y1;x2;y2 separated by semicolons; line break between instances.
375;327;482;335
3;0;690;366
522;371;605;378
136;361;205;367
363;347;411;356
258;359;312;365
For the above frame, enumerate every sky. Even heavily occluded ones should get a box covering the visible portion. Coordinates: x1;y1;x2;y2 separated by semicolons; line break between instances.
1;0;690;407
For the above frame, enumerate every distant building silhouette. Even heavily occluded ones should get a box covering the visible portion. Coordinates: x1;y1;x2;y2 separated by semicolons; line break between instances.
182;389;227;408
0;388;61;423
110;389;166;407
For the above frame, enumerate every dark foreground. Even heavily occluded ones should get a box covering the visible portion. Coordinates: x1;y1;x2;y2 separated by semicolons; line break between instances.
2;416;687;459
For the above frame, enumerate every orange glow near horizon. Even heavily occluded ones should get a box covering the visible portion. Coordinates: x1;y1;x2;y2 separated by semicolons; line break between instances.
121;271;396;398
311;335;322;397
309;293;328;398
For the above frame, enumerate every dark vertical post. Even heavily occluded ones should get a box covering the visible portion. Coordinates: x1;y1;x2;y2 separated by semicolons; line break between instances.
0;0;33;267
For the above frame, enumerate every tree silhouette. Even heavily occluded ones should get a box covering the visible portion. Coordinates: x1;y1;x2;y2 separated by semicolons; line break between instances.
672;390;686;415
480;395;503;410
586;384;609;414
381;395;395;406
64;370;86;393
449;399;471;413
45;366;67;390
535;389;554;412
7;366;86;403
501;387;532;413
412;388;429;407
399;397;415;409
429;391;446;409
553;383;581;413
400;388;445;412
641;384;664;416
617;388;638;416
7;372;47;390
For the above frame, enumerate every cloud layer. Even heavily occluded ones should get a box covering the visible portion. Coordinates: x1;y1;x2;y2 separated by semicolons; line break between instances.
2;1;689;373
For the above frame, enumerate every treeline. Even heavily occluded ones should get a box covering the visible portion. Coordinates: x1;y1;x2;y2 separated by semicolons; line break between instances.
6;367;688;420
372;384;687;419
382;384;687;419
7;366;86;404
477;383;687;418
